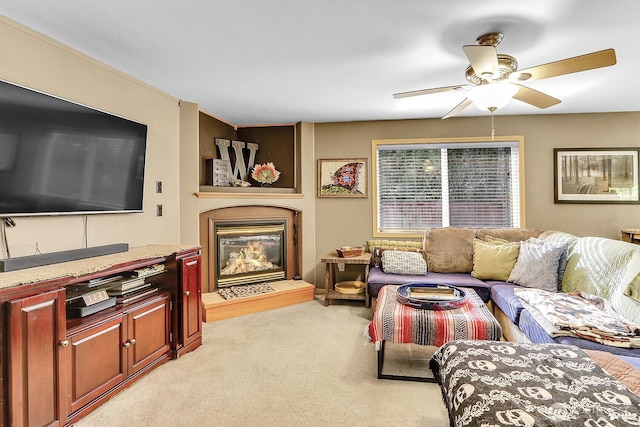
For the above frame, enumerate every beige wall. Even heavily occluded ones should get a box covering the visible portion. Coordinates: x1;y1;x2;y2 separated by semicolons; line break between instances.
0;16;182;257
313;113;640;285
4;14;639;289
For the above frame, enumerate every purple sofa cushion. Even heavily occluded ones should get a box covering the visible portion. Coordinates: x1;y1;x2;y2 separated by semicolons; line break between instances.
367;267;492;302
490;283;526;324
518;308;556;344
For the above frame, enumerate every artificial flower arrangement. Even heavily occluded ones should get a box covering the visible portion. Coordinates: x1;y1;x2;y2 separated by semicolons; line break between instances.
251;162;281;185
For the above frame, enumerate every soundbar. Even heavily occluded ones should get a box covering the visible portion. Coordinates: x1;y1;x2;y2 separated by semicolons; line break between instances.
0;243;129;272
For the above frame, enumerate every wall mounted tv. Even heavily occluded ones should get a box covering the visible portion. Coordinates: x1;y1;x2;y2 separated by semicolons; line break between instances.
0;79;147;217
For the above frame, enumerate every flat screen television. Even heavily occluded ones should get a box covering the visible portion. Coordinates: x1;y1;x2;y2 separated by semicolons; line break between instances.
0;79;147;217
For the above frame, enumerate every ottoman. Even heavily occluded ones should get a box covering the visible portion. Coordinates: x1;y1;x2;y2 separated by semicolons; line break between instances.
367;284;502;381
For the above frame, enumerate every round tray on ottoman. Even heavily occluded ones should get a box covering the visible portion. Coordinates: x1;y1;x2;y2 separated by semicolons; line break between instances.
395;284;466;310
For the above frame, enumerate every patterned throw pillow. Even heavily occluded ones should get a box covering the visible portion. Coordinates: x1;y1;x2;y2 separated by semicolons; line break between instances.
471;239;520;281
371;246;424;268
508;240;565;292
381;250;427;275
528;237;570;286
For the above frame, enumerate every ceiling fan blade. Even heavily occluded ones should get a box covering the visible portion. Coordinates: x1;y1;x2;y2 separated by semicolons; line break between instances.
510;48;616;82
463;45;499;79
393;84;468;99
512;84;561;109
442;98;473;120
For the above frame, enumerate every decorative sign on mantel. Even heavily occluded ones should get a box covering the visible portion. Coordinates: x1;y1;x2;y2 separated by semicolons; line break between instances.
214;138;258;183
205;158;232;186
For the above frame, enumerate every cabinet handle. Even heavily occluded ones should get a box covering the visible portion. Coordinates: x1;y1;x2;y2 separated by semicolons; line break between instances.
123;339;136;348
59;340;69;348
185;290;191;296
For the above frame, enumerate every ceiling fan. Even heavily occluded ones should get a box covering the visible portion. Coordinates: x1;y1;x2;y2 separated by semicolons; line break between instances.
393;32;617;119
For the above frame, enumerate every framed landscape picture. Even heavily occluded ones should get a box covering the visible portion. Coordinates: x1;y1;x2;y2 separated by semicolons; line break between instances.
554;148;640;203
317;158;367;198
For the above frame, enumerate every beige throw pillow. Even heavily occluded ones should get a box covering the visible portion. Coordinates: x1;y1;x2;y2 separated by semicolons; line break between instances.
471;239;520;281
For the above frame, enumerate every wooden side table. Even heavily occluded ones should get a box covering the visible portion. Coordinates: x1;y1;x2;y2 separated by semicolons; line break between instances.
321;252;371;307
621;229;640;244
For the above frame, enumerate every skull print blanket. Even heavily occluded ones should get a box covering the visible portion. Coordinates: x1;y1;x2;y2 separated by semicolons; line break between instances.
430;340;640;427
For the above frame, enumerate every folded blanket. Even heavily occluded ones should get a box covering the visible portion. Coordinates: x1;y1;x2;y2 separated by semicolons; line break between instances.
515;288;640;348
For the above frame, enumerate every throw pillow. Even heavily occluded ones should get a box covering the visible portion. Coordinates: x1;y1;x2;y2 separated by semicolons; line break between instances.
471;239;520;281
366;239;423;253
528;237;570;286
484;235;509;244
507;240;565;292
381;250;427;275
623;272;640;303
371;246;424;268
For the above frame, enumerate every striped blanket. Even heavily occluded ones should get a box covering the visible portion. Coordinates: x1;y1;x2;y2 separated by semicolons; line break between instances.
367;285;502;348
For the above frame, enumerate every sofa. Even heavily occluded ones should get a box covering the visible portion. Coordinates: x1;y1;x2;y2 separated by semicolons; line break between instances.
366;227;640;368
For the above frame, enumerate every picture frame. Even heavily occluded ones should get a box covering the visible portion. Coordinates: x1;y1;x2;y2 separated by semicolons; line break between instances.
554;148;640;203
317;158;368;198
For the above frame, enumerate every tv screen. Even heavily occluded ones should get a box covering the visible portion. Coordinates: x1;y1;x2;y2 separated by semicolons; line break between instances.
0;79;147;217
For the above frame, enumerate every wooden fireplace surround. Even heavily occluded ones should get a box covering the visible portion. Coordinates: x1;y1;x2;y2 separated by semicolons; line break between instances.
199;206;302;293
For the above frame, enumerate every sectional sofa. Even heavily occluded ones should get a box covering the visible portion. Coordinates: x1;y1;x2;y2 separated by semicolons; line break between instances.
366;227;640;368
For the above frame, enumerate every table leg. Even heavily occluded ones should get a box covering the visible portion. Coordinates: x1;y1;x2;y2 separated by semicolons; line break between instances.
324;262;331;306
364;264;370;308
376;340;438;383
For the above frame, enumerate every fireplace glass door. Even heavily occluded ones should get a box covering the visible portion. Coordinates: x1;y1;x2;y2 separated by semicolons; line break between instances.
215;221;286;288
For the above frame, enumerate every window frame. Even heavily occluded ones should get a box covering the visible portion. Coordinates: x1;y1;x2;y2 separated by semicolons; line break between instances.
371;136;526;238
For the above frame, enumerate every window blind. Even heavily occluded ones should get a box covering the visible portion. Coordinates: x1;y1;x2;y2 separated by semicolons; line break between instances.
376;141;520;233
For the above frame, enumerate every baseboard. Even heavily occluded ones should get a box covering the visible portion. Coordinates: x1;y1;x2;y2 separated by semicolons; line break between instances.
0;243;129;272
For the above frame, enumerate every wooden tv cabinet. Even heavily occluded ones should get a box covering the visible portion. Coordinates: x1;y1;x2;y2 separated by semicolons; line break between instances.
0;245;202;427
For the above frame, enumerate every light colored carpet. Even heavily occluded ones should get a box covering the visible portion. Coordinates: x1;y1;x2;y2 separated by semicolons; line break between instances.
75;297;450;427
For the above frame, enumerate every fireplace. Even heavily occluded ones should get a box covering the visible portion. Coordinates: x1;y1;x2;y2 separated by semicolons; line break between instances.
199;206;302;293
215;221;286;288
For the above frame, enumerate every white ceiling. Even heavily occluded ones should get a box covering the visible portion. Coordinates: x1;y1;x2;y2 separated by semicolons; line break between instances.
1;0;639;125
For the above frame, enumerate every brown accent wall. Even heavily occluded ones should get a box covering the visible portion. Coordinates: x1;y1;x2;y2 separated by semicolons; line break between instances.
237;126;295;188
198;112;236;185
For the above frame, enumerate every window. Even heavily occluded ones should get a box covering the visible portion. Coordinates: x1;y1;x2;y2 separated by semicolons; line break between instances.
373;137;524;236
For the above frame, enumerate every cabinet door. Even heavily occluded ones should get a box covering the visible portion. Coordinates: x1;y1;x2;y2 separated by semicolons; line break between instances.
67;315;126;413
127;295;171;375
7;289;68;427
180;255;202;351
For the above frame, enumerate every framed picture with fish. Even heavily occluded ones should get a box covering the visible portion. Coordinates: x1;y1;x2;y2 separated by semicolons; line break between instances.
317;158;368;198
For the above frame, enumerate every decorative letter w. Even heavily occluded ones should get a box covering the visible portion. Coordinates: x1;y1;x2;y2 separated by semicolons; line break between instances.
214;138;259;181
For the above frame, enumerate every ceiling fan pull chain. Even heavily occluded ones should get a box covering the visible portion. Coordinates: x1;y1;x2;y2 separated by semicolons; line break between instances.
490;107;496;140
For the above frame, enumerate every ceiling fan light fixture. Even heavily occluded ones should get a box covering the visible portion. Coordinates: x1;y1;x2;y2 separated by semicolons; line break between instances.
468;82;519;112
